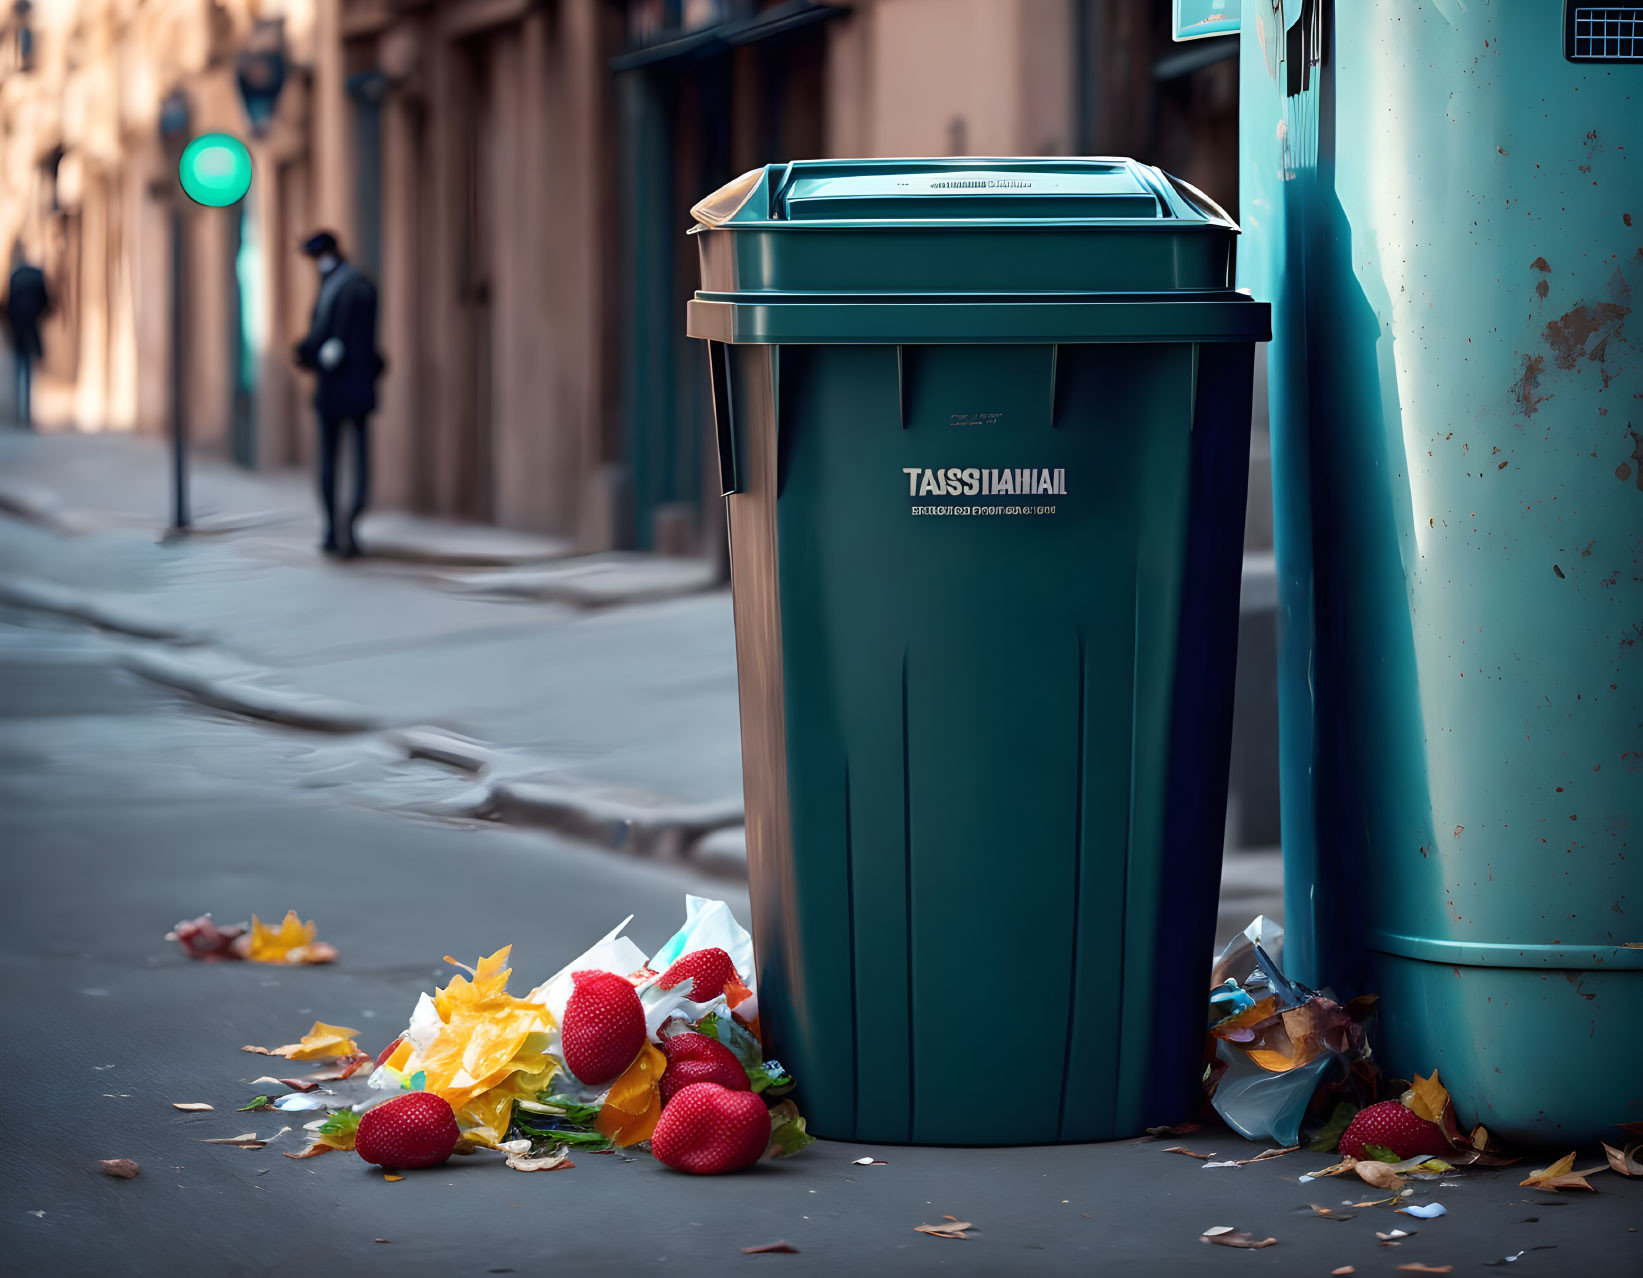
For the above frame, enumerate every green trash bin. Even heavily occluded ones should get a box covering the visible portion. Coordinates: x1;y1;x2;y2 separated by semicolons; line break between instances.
688;158;1271;1145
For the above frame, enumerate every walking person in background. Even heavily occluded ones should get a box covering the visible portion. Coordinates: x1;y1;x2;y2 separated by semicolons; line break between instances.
5;245;50;429
294;230;383;558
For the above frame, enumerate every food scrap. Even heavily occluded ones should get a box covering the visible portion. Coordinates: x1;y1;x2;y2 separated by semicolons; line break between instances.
191;896;810;1185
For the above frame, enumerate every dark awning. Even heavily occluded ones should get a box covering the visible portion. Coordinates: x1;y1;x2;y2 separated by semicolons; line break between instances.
611;1;849;73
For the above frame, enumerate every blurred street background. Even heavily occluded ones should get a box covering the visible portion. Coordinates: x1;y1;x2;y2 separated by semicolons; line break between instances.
0;0;1280;892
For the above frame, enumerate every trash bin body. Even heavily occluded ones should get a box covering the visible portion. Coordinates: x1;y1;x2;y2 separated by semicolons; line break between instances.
1235;3;1643;1142
688;159;1270;1144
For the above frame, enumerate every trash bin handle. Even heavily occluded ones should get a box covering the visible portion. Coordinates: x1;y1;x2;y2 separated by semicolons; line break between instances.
707;339;740;495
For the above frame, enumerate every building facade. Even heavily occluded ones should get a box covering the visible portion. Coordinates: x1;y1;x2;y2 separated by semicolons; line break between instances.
1;0;1240;552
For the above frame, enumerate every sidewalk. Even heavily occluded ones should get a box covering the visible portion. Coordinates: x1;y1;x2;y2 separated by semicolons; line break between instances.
0;428;742;856
0;428;1284;930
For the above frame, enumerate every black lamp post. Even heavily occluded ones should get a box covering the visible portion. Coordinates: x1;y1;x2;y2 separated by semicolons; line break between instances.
158;88;192;536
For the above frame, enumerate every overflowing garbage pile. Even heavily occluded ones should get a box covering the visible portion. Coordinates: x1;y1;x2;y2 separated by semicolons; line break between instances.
199;896;810;1178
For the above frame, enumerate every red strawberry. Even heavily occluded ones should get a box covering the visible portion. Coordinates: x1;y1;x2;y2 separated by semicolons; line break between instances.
354;1092;460;1170
651;1082;770;1175
659;1032;750;1105
374;1037;404;1067
1338;1100;1453;1162
658;948;740;1002
561;969;647;1084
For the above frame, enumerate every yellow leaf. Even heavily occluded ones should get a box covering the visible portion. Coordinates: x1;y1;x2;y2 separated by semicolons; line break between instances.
1403;1071;1452;1126
1519;1150;1608;1192
277;1022;362;1061
594;1041;666;1148
246;911;337;965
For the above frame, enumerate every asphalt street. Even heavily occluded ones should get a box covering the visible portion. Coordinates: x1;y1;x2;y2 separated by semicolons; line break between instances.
1;604;1639;1276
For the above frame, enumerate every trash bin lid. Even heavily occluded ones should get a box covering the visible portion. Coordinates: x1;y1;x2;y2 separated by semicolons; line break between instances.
691;157;1234;228
688;157;1270;343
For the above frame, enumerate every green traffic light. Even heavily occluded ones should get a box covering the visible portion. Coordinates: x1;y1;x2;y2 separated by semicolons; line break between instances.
178;133;252;207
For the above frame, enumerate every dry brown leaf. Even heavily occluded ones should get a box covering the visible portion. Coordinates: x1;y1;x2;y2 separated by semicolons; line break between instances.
1519;1151;1607;1192
1309;1204;1355;1221
1602;1142;1643;1176
1200;1228;1278;1249
1403;1072;1450;1126
1237;1145;1301;1165
97;1159;140;1178
197;1132;268;1149
171;1102;213;1111
914;1217;974;1240
504;1151;574;1173
241;1045;275;1056
1163;1146;1218;1160
742;1242;799;1254
1394;1267;1453;1275
282;1143;333;1160
1354;1160;1409;1192
1332;1269;1356;1276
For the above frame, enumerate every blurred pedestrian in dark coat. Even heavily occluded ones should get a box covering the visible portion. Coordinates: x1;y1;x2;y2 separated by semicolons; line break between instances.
294;230;383;557
5;246;50;429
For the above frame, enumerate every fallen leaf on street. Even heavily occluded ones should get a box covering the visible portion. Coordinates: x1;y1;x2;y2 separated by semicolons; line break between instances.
245;911;338;965
1617;1121;1643;1136
1354;1160;1408;1192
1602;1143;1643;1176
97;1159;140;1178
197;1132;269;1149
1394;1266;1452;1275
272;1022;362;1061
1200;1227;1277;1249
165;914;247;961
1144;1122;1202;1138
172;1103;213;1111
238;1097;276;1112
246;1077;321;1093
1237;1145;1301;1165
1332;1268;1355;1275
1377;1229;1415;1242
742;1242;799;1254
851;1156;886;1165
241;1045;275;1056
282;1143;333;1160
1202;1161;1242;1169
915;1217;974;1240
1163;1146;1218;1159
1519;1152;1607;1192
1309;1204;1355;1220
384;1174;403;1182
504;1152;574;1173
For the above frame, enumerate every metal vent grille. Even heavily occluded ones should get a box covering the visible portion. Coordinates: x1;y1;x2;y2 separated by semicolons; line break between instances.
1570;7;1643;60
